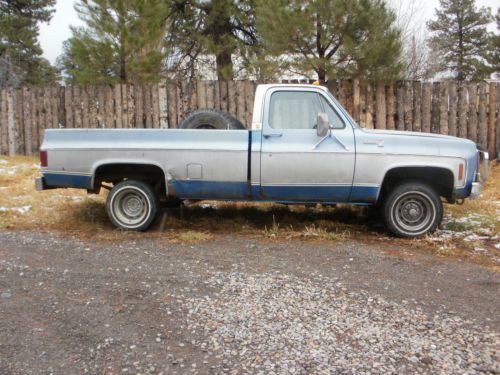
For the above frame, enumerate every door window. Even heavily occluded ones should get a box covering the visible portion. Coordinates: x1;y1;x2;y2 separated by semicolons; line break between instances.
269;91;322;129
319;95;345;129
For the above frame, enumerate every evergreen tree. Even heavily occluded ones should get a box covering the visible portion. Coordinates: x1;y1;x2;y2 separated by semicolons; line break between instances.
487;7;499;78
58;0;170;84
169;0;258;80
0;0;57;86
428;0;492;81
255;0;403;82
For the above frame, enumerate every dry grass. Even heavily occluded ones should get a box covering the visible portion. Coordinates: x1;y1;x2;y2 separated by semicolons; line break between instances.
445;161;500;233
0;156;498;267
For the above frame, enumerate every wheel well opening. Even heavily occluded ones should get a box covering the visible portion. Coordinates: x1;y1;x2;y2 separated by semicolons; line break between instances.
379;167;454;202
93;163;166;194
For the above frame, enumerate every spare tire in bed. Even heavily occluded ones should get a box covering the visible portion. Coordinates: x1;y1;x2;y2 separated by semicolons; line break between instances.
179;108;246;130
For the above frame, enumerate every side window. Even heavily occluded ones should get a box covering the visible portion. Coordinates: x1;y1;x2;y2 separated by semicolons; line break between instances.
269;91;322;129
319;95;345;129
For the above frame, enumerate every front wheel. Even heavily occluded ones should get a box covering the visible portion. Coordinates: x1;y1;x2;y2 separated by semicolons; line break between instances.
383;182;443;238
106;180;158;231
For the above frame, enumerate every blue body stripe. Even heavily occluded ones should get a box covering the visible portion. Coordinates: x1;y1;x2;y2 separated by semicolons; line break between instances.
43;173;92;189
42;172;379;204
261;185;352;202
171;180;378;204
348;186;380;203
172;180;249;200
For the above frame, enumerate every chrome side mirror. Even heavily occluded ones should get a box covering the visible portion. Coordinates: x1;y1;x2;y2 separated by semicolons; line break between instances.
316;112;330;137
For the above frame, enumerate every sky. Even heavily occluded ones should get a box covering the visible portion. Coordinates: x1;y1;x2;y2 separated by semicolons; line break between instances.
39;0;499;65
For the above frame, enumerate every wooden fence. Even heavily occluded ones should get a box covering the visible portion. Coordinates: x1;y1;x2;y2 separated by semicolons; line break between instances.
0;80;499;158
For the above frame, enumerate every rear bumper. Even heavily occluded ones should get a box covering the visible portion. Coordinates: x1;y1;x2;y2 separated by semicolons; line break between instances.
35;177;48;191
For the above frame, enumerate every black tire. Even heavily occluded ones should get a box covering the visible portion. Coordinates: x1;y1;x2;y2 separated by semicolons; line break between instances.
179;108;246;130
106;180;158;231
383;182;443;238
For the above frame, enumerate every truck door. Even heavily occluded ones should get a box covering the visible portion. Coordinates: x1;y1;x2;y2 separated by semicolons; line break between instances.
259;87;355;202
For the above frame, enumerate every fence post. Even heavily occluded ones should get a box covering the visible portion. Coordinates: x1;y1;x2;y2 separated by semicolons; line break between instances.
448;82;457;136
421;82;431;133
386;83;395;130
353;79;360;124
496;83;500;158
487;82;496;157
439;82;449;135
365;83;374;129
468;83;478;142
375;82;386;129
7;87;15;155
159;82;168;128
478;82;487;148
457;83;467;139
22;87;32;155
413;81;421;132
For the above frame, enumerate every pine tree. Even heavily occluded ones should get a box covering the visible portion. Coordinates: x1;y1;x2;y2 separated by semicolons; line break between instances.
255;0;403;82
428;0;493;81
58;0;170;84
487;7;499;78
169;0;257;80
0;0;57;86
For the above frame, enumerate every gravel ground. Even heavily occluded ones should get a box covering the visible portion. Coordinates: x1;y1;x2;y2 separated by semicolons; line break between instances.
186;271;498;374
0;230;498;374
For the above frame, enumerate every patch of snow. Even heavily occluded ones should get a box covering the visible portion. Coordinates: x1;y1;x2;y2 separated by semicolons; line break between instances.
494;243;500;250
464;234;491;242
474;246;488;253
0;159;7;164
0;205;32;214
0;166;18;175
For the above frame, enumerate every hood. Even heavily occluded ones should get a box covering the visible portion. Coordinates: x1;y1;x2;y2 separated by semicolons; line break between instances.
361;128;475;144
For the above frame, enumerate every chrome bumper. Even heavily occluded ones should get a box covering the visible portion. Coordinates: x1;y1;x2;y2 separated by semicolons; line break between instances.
470;182;482;199
470;150;488;200
35;177;46;191
477;150;489;182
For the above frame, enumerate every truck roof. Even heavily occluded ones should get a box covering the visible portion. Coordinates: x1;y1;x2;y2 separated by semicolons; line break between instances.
256;83;329;92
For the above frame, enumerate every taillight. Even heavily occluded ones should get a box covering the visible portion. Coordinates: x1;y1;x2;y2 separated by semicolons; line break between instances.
40;151;48;167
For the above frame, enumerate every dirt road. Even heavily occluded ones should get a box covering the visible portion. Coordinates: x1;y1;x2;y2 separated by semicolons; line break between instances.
0;230;498;374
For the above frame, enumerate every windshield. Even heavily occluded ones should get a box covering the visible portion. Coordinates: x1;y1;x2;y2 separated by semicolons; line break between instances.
325;90;359;128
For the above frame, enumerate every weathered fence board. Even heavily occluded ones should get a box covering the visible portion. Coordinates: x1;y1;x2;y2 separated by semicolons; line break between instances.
0;79;498;158
468;83;478;142
488;84;496;156
448;82;457;137
386;83;395;130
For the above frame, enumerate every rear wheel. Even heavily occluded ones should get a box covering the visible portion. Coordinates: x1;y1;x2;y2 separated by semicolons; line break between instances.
106;180;158;231
383;182;442;237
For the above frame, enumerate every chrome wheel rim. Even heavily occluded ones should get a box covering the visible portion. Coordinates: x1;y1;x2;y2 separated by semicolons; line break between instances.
391;191;435;235
111;187;150;228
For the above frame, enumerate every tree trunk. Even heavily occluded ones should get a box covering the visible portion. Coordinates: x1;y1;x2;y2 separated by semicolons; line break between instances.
215;50;234;81
316;66;326;82
120;56;127;83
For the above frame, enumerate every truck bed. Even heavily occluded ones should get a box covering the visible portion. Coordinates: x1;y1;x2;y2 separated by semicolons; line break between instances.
41;128;258;200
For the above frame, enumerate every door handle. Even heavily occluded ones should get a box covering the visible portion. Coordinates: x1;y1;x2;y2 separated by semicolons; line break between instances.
264;133;283;138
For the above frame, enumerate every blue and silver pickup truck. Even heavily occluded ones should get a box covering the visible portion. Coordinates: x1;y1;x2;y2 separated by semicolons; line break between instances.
35;84;488;237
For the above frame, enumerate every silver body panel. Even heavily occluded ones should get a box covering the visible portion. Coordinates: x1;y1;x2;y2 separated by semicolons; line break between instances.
38;84;482;203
